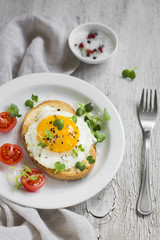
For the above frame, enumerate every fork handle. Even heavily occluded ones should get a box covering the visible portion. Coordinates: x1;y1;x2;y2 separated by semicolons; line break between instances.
137;131;153;215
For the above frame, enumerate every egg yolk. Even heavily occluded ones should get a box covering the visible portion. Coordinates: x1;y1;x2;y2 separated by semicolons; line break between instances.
37;115;79;153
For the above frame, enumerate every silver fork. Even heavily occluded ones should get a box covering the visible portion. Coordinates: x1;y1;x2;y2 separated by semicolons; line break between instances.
137;89;157;215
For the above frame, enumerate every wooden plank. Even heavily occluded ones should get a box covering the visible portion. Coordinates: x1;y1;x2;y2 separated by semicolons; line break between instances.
0;0;160;239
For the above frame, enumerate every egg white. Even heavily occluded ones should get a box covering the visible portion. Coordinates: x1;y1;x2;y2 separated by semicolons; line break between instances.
25;106;94;169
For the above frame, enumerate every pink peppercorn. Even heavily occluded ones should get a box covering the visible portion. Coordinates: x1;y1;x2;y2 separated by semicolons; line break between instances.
98;46;103;53
87;49;94;54
87;33;96;39
79;42;84;48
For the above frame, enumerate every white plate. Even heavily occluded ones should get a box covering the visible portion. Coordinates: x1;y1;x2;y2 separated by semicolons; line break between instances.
0;73;125;209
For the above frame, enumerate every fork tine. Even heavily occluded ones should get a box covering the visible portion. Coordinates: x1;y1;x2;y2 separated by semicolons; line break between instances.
139;89;145;111
154;89;157;113
146;89;149;111
149;89;152;112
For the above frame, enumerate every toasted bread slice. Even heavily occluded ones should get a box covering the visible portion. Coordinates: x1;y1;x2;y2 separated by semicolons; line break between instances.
21;100;96;180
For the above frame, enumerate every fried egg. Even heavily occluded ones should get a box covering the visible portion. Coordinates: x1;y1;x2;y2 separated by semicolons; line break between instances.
25;106;94;169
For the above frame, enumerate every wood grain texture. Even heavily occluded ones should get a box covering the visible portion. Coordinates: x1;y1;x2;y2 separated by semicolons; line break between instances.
1;0;160;239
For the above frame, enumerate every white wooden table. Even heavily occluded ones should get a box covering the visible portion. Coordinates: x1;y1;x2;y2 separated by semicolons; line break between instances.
1;0;160;239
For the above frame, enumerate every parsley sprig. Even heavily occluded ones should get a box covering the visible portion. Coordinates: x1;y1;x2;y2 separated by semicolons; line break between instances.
8;104;22;118
76;103;111;144
7;165;39;190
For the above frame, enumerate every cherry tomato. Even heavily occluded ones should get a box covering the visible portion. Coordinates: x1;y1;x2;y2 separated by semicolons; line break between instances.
0;112;17;132
0;143;23;165
21;168;45;192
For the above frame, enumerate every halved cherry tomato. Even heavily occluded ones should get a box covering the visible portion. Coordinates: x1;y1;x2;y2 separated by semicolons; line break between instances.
0;143;23;165
21;168;45;192
0;112;17;132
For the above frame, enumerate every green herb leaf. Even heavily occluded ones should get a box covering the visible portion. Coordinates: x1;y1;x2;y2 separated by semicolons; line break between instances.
73;149;78;157
129;71;136;80
53;118;64;130
23;165;32;173
122;67;137;80
31;94;38;102
92;115;101;121
75;161;81;168
94;131;106;143
103;108;111;121
25;99;34;109
84;116;89;122
7;166;39;190
71;114;77;123
86;119;95;130
45;129;53;139
75;161;86;171
84;102;93;112
21;172;27;178
54;161;66;174
76;107;85;116
31;175;39;180
93;124;101;132
13;182;22;190
37;141;46;148
122;69;130;78
87;155;95;164
8;104;22;118
79;164;85;171
78;144;85;152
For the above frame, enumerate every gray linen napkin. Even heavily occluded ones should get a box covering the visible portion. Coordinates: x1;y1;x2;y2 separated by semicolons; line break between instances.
0;15;97;240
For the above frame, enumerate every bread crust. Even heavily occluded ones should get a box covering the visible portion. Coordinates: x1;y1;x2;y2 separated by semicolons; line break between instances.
21;100;96;180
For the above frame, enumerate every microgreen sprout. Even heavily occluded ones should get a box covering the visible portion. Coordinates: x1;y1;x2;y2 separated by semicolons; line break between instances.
25;99;34;109
72;149;78;157
86;119;94;130
35;129;53;149
70;114;77;123
25;93;51;109
87;155;95;164
25;94;38;109
7;165;39;190
45;129;53;139
31;94;38;102
76;107;85;116
78;144;85;152
8;104;22;118
94;131;105;144
76;103;110;144
122;67;137;80
75;161;86;171
84;102;93;112
53;118;64;130
54;161;66;174
37;141;46;149
72;144;85;157
53;114;77;131
103;108;111;121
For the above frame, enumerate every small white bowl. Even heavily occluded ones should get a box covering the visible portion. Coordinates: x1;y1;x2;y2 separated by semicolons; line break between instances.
68;22;118;64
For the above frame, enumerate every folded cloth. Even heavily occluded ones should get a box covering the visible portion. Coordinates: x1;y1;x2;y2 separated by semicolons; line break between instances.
0;15;97;240
0;15;80;84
